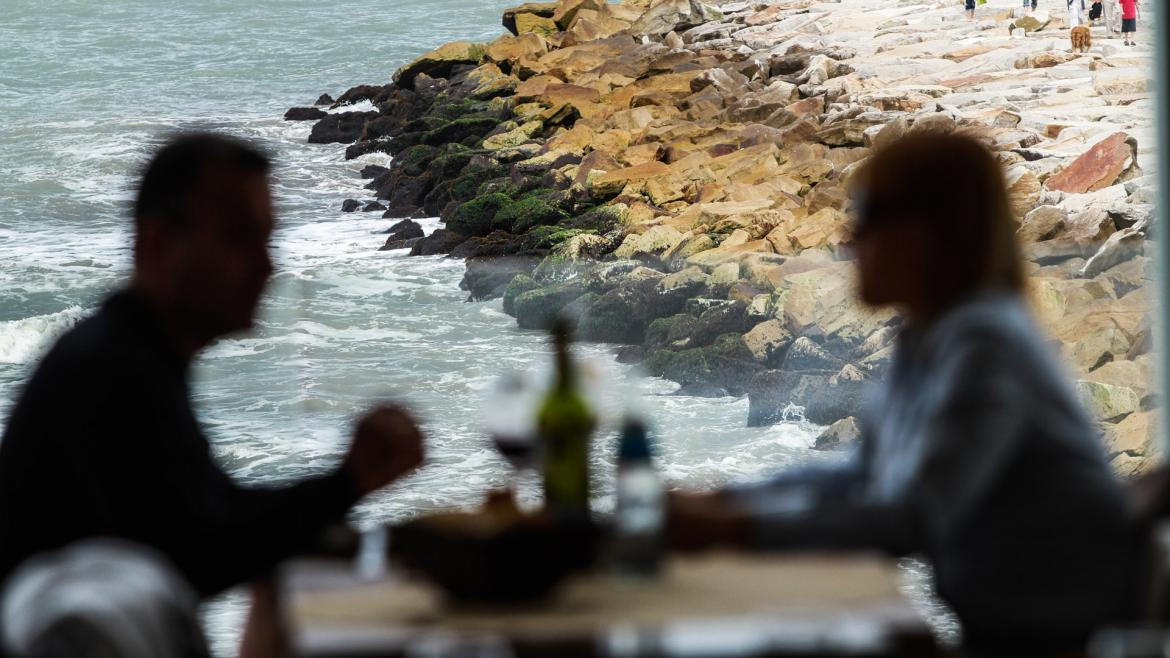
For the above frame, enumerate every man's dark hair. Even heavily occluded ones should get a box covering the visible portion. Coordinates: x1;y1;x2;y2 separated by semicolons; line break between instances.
134;132;270;233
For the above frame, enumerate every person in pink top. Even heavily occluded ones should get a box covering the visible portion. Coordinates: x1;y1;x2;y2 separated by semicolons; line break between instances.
1119;0;1139;45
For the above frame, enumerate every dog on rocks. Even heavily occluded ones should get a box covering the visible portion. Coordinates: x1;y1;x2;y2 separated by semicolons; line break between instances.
1070;24;1092;52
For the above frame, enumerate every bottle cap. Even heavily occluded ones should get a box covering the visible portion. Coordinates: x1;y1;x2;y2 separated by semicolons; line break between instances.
618;419;652;463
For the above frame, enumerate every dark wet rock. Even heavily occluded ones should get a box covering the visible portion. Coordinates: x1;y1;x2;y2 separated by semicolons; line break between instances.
690;301;753;346
577;277;666;344
315;94;334;106
284;107;327;121
781;336;845;371
385;219;425;238
345;140;394;160
360;164;390;180
362;201;387;212
409;228;468;256
449;230;528;260
331;84;391;107
378;170;436;218
644;313;701;352
654;334;763;397
513;280;589;330
394;144;441;177
461;255;540;301
380;236;423;251
747;369;866;426
422;180;456;217
308;111;379;144
362;115;408;142
341;199;361;212
387;131;426;156
423;117;502;147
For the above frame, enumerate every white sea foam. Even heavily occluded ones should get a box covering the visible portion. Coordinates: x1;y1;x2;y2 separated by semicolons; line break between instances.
0;306;88;364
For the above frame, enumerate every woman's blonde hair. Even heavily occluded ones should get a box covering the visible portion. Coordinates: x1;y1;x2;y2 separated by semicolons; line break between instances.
851;131;1026;303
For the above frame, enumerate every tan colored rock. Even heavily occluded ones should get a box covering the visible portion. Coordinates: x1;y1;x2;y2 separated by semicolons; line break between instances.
780;261;896;349
942;43;1010;62
485;32;549;66
783;208;851;252
503;2;558;35
1104;410;1157;459
814;416;862;451
1018;206;1067;243
1092;68;1151;96
1076;380;1141;422
552;0;606;29
1045;132;1138;194
1015;52;1078;69
590;161;671;196
393;41;485;90
1005;166;1041;219
613;224;686;260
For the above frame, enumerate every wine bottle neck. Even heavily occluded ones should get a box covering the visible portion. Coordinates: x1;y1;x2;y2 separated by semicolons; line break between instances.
554;345;575;391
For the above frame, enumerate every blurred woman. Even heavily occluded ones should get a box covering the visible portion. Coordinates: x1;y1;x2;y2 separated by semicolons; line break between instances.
669;133;1136;656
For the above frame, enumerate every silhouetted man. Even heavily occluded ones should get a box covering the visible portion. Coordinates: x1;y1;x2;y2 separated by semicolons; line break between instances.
0;133;425;596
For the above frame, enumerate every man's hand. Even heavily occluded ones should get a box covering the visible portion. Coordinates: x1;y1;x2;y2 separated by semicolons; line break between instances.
342;404;425;497
666;490;750;552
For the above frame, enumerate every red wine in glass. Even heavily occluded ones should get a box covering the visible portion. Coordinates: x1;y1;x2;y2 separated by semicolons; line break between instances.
492;433;536;471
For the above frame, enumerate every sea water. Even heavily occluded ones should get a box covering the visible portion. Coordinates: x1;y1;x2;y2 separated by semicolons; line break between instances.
0;1;951;653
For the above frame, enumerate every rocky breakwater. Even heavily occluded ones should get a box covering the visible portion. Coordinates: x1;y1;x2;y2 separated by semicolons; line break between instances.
286;0;1158;474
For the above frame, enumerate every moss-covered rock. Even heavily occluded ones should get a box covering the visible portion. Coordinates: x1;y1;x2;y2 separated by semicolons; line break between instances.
450;165;510;201
423;116;502;146
477;177;523;199
426;145;475;179
447;193;513;237
566;204;628;233
396;144;439;177
492;195;569;233
519;225;588;251
503;274;541;316
660;333;761;397
512;280;589;330
645;313;701;352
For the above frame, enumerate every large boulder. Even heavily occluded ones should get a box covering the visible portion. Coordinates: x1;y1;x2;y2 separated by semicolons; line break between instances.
394;41;486;90
779;261;897;355
813;416;861;451
513;280;590;330
307;111;379;144
502;2;559;35
409;229;469;256
747;368;867;426
461;256;540;300
1045;133;1139;194
629;0;723;36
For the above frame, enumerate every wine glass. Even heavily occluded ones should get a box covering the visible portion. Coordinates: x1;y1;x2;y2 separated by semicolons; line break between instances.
484;370;543;506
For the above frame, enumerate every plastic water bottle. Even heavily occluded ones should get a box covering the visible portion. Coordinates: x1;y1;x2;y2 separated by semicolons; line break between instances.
613;418;664;576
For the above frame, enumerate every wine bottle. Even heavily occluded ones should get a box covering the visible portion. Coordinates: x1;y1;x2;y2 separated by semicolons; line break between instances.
538;319;595;517
613;418;664;576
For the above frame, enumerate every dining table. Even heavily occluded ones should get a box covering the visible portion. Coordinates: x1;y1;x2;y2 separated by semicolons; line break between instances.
277;549;943;658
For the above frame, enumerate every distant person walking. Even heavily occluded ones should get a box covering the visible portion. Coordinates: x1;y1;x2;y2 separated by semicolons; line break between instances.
1068;0;1086;25
965;0;976;20
1119;0;1139;44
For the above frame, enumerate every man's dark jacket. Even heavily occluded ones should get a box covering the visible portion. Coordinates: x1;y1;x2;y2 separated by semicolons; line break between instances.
0;290;360;595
